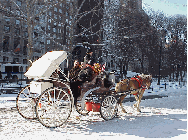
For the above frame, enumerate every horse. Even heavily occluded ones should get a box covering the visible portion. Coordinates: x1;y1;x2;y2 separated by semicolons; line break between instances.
115;74;152;113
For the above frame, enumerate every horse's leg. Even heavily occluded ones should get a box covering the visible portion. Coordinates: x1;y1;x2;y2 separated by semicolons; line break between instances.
133;94;139;109
136;89;145;112
130;89;139;108
119;94;127;113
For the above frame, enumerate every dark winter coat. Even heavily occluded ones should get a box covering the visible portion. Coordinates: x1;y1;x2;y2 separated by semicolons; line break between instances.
78;66;94;83
69;66;81;81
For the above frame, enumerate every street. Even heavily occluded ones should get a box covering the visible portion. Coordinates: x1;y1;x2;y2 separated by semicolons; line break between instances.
0;82;187;140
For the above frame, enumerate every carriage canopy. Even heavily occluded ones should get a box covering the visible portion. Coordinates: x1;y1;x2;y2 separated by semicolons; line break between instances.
25;51;67;79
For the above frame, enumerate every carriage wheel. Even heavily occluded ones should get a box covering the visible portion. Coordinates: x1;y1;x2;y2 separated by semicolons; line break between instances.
100;95;118;121
75;100;90;116
16;85;39;119
36;87;72;128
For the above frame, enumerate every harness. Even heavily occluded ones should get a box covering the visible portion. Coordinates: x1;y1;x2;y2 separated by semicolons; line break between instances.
131;76;146;95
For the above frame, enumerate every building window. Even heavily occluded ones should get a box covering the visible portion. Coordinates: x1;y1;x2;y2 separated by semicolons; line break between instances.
24;32;28;37
48;25;51;30
47;40;50;44
49;11;52;16
4;26;10;32
59;9;62;13
54;14;57;19
16;10;20;15
15;28;20;35
54;7;57;12
16;0;22;6
13;58;19;63
59;15;61;20
58;29;61;33
6;6;11;11
23;46;27;55
3;36;9;52
3;56;9;62
16;20;20;25
5;18;10;23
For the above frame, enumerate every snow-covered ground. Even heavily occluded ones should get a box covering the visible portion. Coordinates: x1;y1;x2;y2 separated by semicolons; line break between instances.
0;80;187;140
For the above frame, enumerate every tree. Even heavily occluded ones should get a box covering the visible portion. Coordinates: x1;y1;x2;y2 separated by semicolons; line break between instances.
143;3;187;80
0;0;105;68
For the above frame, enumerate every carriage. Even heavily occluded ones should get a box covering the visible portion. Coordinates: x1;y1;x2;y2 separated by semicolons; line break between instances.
16;51;121;128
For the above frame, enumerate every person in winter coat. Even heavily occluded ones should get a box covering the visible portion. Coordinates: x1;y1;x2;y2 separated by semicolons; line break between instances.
69;60;81;82
68;60;82;104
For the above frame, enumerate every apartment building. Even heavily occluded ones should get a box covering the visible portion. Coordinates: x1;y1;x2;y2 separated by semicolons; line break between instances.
0;0;74;65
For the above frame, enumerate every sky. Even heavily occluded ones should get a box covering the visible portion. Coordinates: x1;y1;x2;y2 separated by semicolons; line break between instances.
142;0;187;16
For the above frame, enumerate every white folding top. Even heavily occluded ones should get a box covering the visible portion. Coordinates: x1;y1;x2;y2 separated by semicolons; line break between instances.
25;51;67;79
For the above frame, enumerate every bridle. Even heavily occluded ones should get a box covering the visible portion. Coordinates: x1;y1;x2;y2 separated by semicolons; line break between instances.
142;76;152;89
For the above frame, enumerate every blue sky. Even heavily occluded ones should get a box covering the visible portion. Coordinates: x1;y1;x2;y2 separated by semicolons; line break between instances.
142;0;187;16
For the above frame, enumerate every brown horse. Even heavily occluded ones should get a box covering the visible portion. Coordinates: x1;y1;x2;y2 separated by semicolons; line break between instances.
115;74;152;113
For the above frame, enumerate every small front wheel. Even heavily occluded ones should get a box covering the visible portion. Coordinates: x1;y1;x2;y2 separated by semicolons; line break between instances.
100;95;118;121
75;100;90;116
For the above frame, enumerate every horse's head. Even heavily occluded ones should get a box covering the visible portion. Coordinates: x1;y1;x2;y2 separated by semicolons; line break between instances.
139;74;152;89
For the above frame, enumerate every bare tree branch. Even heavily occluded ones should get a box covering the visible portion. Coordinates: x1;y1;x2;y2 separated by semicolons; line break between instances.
0;3;26;21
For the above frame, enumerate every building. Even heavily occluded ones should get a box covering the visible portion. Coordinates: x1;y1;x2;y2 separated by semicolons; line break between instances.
0;0;152;77
0;0;75;65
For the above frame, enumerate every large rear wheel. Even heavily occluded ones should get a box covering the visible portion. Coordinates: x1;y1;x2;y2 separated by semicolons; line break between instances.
16;85;39;119
36;87;72;128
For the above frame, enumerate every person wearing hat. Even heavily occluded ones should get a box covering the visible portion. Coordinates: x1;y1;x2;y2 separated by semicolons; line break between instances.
84;48;96;66
76;48;96;83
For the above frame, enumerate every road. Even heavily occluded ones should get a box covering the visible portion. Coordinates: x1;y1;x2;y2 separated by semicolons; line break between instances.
0;84;187;140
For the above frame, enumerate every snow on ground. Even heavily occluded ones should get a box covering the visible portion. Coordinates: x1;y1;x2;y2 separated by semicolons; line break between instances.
0;80;187;140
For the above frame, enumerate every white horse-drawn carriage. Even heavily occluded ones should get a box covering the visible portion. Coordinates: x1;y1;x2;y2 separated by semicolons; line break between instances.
16;51;119;128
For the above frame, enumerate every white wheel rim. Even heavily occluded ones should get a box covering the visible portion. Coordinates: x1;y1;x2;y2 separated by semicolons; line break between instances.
36;87;71;127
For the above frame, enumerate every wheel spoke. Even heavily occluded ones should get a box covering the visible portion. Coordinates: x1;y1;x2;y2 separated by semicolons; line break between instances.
100;96;117;120
36;87;72;128
16;85;39;119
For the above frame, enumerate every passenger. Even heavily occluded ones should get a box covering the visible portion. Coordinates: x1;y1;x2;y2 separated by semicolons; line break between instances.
68;60;82;104
75;48;96;83
68;60;81;82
